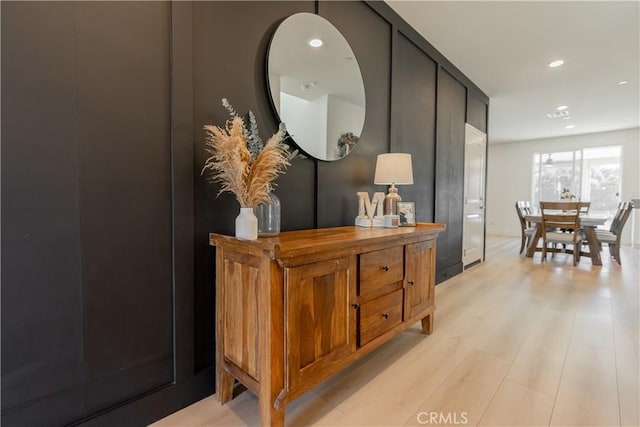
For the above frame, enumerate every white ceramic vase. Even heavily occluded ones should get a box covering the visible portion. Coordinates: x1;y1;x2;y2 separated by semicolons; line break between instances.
235;207;258;240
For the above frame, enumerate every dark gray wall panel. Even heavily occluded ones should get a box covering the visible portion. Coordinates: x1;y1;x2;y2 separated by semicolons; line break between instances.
467;91;488;133
74;2;174;413
317;1;392;227
192;0;316;371
392;32;437;222
1;2;86;424
435;69;467;283
170;0;197;383
2;2;179;425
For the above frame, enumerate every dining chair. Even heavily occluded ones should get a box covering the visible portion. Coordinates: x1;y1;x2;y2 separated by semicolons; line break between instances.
596;202;633;265
539;201;583;266
601;202;627;233
516;200;532;214
515;201;535;254
578;201;591;214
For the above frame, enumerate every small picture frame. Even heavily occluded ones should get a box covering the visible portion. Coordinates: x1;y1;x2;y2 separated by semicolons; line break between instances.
397;202;416;227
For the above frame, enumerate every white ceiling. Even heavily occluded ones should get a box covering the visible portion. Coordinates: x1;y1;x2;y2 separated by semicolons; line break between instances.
385;1;640;144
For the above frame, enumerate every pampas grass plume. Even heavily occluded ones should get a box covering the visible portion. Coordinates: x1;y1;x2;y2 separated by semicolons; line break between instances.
202;115;290;207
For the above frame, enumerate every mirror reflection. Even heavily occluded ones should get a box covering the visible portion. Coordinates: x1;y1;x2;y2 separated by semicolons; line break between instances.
267;13;366;161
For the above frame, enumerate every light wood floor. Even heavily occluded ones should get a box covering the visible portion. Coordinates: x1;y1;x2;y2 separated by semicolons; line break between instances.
152;236;639;427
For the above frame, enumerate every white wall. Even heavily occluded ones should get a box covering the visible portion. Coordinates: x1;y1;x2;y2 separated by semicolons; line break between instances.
280;92;327;159
487;127;639;245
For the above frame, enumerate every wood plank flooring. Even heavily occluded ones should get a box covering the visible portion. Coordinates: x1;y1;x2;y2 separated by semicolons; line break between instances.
152;236;639;427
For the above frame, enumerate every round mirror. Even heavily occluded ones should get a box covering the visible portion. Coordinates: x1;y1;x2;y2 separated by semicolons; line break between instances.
267;13;366;161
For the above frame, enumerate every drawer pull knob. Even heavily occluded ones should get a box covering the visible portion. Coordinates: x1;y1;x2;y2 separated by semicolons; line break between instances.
382;265;389;272
408;280;415;286
382;313;389;319
351;303;359;309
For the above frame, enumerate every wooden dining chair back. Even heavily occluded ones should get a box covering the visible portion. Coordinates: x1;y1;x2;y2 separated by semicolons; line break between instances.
561;201;591;233
613;202;633;234
539;201;583;265
515;201;535;254
608;202;628;233
597;202;633;265
578;202;591;214
516;200;532;215
569;201;592;234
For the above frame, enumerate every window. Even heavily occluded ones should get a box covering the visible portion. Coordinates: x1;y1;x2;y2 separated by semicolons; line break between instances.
582;146;622;213
532;150;581;203
532;146;622;215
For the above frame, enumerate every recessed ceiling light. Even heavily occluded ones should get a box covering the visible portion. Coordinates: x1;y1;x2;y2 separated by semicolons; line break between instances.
565;124;576;129
546;110;570;119
563;116;572;120
556;105;569;111
549;60;565;68
619;80;629;85
308;38;323;48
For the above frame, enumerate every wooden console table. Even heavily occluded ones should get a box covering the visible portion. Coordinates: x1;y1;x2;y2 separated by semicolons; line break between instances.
209;223;445;426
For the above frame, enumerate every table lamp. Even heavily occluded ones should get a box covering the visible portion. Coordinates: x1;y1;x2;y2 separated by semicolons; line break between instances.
374;153;414;215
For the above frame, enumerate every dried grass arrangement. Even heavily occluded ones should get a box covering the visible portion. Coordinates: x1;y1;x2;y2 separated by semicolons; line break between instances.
202;99;292;208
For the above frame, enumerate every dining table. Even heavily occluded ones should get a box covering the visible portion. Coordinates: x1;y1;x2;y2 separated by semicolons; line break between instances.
524;213;608;266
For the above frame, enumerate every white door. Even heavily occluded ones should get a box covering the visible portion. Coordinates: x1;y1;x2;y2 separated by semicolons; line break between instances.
463;124;487;266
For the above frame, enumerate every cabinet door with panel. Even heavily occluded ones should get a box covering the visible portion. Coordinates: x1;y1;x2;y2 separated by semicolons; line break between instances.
285;256;357;393
404;240;436;331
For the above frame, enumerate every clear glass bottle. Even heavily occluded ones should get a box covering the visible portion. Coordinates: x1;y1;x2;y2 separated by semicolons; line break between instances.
254;193;281;237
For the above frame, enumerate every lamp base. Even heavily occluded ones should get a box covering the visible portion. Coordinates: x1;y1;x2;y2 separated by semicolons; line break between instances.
383;214;399;228
383;186;402;215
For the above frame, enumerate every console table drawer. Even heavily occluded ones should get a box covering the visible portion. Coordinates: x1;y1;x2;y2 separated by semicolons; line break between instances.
359;246;403;298
359;289;404;346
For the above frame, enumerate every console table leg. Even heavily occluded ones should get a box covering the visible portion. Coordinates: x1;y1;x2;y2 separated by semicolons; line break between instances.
216;368;235;404
421;314;434;334
259;399;285;427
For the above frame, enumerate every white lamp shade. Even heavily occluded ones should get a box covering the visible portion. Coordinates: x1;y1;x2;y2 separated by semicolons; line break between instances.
374;153;414;185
